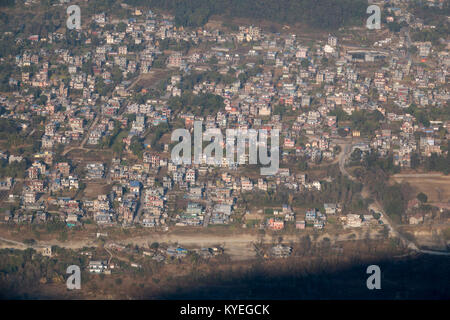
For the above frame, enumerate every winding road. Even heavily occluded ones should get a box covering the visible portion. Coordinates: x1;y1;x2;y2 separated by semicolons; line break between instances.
0;138;448;258
336;138;450;256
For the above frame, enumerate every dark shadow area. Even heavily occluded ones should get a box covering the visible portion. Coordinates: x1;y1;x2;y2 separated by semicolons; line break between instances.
1;253;449;300
151;254;450;300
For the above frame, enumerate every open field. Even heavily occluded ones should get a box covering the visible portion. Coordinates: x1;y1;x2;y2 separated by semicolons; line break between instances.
81;181;112;200
66;148;113;163
128;68;172;91
0;222;383;261
390;173;450;204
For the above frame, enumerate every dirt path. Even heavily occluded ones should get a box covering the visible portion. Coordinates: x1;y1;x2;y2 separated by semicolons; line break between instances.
62;115;99;156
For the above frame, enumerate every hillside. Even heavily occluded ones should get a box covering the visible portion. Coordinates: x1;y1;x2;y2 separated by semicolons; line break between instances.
124;0;368;29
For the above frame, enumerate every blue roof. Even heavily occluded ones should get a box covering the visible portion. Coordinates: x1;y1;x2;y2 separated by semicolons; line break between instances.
130;181;140;187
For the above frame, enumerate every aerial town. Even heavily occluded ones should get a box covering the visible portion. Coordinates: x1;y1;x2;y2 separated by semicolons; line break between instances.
0;0;448;300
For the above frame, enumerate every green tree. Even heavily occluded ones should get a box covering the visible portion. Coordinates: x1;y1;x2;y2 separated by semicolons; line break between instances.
417;192;428;204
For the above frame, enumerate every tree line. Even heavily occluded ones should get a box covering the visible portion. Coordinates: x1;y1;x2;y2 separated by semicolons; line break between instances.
125;0;367;29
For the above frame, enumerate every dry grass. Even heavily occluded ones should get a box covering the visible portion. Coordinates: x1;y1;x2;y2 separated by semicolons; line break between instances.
390;173;450;204
129;68;172;91
81;182;112;200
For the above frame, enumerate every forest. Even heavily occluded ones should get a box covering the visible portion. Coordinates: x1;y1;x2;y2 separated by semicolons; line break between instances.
168;92;225;116
124;0;367;29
